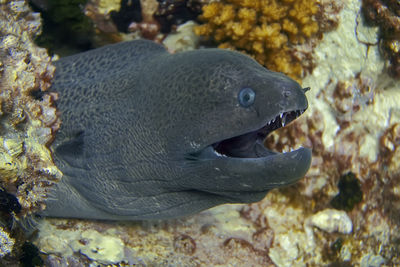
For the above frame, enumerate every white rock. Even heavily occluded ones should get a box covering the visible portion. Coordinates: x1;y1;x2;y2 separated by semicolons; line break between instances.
163;21;200;53
308;209;352;234
0;227;15;257
37;221;125;265
72;230;125;265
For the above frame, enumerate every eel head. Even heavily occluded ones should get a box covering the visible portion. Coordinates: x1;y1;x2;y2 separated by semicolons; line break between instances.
167;49;312;203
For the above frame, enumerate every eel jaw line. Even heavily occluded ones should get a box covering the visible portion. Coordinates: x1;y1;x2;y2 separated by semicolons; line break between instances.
211;108;306;159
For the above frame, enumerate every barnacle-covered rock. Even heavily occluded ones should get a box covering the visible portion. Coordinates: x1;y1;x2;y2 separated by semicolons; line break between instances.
0;1;61;218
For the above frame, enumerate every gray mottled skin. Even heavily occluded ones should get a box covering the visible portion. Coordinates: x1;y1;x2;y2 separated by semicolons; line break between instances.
43;40;311;220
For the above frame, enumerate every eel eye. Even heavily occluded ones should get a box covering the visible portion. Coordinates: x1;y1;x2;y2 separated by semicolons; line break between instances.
238;88;255;107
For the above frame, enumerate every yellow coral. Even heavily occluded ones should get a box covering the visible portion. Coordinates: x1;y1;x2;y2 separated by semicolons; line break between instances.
195;0;322;80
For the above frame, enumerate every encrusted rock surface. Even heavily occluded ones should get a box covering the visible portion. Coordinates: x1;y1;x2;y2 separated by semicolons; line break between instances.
11;0;399;266
0;0;61;217
0;0;61;262
0;227;14;257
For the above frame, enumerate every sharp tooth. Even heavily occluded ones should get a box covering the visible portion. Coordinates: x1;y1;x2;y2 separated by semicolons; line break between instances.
214;150;227;157
280;113;283;119
282;113;287;127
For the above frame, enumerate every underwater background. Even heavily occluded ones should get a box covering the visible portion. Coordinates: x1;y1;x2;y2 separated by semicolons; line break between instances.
0;0;399;266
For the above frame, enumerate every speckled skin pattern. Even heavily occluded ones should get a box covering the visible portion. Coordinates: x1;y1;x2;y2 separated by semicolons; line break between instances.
43;40;311;220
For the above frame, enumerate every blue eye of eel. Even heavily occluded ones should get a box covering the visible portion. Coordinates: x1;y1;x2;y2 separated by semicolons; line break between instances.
238;88;256;107
41;40;312;221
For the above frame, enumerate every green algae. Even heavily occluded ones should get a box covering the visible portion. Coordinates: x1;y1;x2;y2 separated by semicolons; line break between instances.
29;0;95;56
331;172;363;211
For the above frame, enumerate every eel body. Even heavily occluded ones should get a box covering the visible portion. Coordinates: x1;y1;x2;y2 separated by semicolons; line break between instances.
43;40;312;220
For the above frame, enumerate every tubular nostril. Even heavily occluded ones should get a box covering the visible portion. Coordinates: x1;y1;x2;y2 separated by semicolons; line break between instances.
303;87;310;93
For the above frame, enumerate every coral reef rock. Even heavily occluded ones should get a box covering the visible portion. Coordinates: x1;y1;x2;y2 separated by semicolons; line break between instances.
361;0;400;78
33;0;399;266
195;0;341;80
154;0;203;33
85;0;161;43
29;0;96;55
163;20;200;52
0;0;61;218
0;227;14;257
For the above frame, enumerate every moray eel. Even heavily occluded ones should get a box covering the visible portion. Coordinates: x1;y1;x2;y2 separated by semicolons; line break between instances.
43;40;311;220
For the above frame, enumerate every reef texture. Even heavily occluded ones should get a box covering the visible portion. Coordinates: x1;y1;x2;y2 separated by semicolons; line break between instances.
263;0;400;264
85;0;202;51
0;227;14;258
0;0;61;226
85;0;162;43
154;0;204;33
11;0;394;266
194;0;341;81
29;0;96;56
361;0;400;79
32;1;400;266
162;20;200;52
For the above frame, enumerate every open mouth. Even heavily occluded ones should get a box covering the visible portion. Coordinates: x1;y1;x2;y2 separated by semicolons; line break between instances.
212;109;306;158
